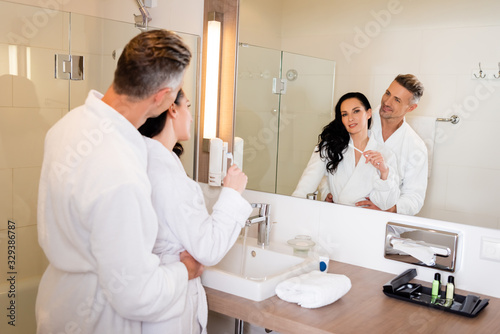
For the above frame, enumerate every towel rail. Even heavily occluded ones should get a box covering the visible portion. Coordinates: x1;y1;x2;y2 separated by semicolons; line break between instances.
436;115;460;124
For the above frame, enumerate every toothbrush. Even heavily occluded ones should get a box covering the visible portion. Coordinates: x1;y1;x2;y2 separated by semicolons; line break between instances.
349;144;364;154
349;143;379;166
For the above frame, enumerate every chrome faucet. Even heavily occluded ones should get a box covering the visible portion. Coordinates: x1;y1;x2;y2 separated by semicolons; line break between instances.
306;190;318;200
246;203;272;247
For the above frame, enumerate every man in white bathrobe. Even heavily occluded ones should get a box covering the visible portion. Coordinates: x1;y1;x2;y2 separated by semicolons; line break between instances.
356;74;428;215
36;29;203;334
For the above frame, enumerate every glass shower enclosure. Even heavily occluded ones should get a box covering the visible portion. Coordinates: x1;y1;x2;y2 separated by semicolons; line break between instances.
0;1;199;332
235;44;335;196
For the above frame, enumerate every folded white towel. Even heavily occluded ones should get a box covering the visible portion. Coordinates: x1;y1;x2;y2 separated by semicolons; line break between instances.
275;270;351;308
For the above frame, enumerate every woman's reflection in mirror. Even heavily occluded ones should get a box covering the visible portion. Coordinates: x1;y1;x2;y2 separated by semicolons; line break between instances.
292;92;400;211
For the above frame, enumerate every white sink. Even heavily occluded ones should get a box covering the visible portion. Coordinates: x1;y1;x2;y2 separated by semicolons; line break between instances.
201;237;317;301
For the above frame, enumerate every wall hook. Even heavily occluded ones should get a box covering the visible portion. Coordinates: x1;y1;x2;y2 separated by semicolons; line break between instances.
494;62;500;79
474;62;486;78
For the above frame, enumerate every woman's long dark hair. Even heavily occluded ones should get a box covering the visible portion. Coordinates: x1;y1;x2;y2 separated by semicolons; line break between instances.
317;92;371;174
138;89;185;157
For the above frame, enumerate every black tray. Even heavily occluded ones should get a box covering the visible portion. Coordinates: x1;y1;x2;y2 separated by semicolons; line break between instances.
383;269;489;318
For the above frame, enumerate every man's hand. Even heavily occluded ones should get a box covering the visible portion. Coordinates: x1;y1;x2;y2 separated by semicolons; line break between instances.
355;197;381;210
386;205;397;213
355;197;397;212
325;193;334;203
179;251;204;280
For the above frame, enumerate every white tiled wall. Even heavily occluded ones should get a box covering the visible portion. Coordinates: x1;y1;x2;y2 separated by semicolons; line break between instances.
7;0;203;36
0;3;67;290
239;0;500;229
12;167;41;227
0;170;13;224
0;107;62;170
239;0;283;50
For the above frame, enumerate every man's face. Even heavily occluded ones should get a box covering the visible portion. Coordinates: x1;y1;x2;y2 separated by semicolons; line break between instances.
380;80;417;121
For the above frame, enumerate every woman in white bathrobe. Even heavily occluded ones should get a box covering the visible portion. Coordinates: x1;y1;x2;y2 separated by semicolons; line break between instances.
292;92;400;210
138;89;252;334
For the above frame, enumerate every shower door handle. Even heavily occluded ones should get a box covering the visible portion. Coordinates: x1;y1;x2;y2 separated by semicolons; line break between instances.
272;78;287;95
55;54;85;80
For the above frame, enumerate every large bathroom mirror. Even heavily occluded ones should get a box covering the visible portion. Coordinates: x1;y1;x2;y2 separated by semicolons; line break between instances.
235;0;500;229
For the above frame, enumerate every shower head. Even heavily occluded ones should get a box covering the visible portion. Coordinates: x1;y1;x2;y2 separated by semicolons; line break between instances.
134;0;152;31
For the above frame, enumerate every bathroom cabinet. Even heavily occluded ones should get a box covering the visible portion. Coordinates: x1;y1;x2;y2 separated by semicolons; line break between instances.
206;261;500;333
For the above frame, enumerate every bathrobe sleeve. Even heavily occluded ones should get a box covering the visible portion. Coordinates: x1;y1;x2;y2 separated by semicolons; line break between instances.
292;147;328;199
148;147;253;267
367;148;401;211
86;181;189;322
394;128;428;215
317;176;330;201
371;110;428;215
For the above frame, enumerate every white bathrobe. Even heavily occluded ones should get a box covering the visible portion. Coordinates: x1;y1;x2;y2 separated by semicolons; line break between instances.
36;90;189;334
292;135;400;210
142;138;253;334
371;109;428;215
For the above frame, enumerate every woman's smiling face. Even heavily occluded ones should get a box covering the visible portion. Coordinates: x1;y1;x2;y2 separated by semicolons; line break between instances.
340;97;372;135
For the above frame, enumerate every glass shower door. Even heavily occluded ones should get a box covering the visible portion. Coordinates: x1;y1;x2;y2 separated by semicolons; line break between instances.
0;2;70;333
235;44;281;193
276;52;335;195
68;14;200;177
0;3;200;333
68;14;140;110
235;44;335;196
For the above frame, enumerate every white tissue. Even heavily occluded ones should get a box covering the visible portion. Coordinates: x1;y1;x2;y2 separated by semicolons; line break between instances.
391;239;436;266
275;270;351;308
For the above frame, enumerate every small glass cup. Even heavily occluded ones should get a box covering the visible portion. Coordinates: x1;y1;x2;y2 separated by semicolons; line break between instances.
287;235;315;256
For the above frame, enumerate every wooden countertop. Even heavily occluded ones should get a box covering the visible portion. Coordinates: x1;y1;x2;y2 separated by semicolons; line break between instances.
205;261;500;333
